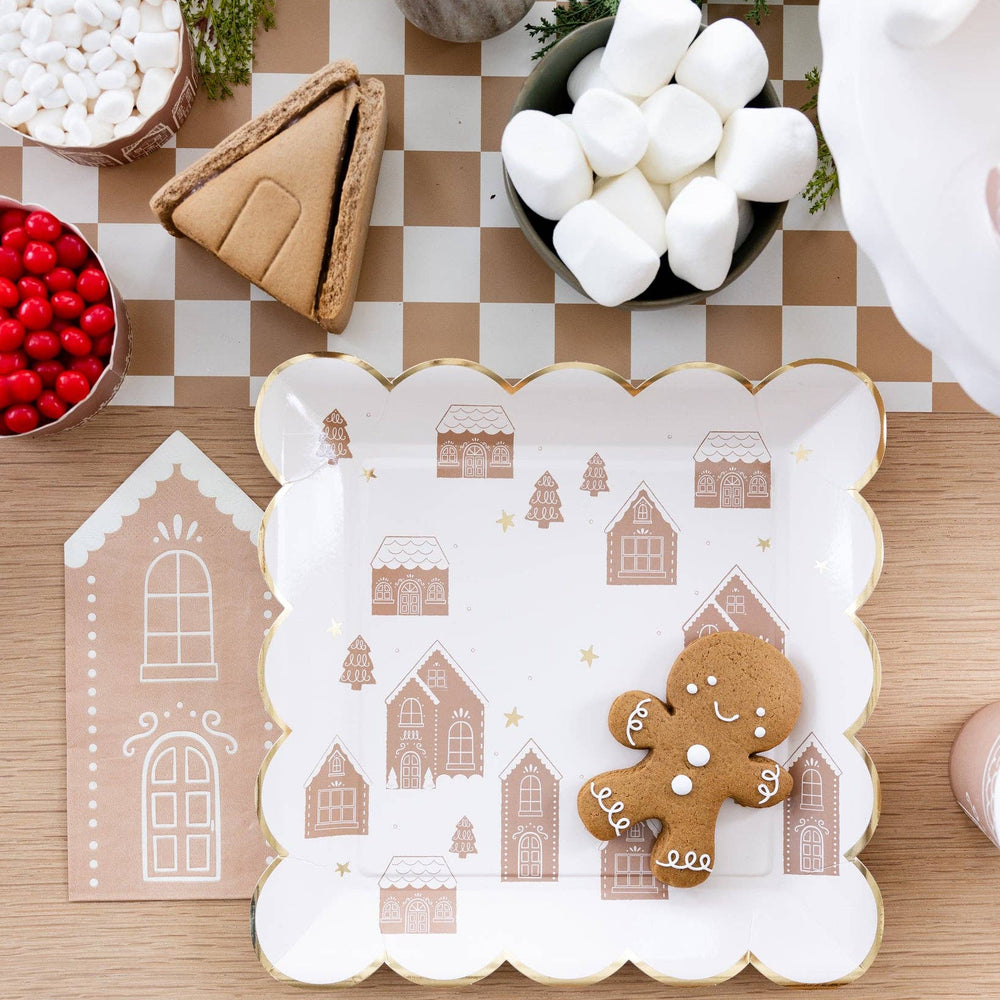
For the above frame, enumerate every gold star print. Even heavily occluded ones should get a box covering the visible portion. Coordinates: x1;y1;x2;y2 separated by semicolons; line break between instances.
504;707;524;728
756;538;771;552
496;510;515;533
362;467;377;482
814;560;829;574
335;861;350;878
326;619;343;638
792;444;813;464
580;645;599;667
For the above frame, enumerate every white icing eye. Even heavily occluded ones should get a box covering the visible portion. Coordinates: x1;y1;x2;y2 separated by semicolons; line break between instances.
756;707;766;717
754;726;766;738
686;683;698;694
671;774;693;796
707;676;717;686
687;744;710;767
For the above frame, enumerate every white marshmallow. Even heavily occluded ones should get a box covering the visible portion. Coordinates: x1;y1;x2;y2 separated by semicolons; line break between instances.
117;3;138;36
567;47;636;104
112;111;141;137
84;112;112;141
138;1;163;31
23;9;52;43
95;66;124;89
7;56;29;77
25;105;64;133
61;98;84;123
6;92;36;125
34;39;66;61
884;0;981;47
62;69;85;101
92;84;131;121
44;0;76;14
0;11;22;30
592;167;668;255
110;57;134;76
81;27;109;50
95;0;121;17
715;106;818;202
160;0;179;29
664;176;739;291
52;12;84;46
65;116;90;144
669;158;715;200
27;70;58;98
601;0;701;98
63;45;84;69
35;123;65;143
133;29;177;70
78;66;99;97
639;84;722;184
22;62;44;88
501;109;594;221
135;62;169;114
675;18;768;121
41;85;68;106
124;69;139;88
572;87;648;177
735;197;754;250
87;44;114;70
74;0;102;26
109;32;133;60
553;199;660;307
2;76;22;103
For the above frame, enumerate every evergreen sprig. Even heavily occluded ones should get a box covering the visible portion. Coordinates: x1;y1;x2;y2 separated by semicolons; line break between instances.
180;0;276;100
800;66;839;214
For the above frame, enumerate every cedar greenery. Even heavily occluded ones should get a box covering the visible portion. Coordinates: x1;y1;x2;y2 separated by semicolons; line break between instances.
526;0;771;60
800;66;839;214
180;0;276;100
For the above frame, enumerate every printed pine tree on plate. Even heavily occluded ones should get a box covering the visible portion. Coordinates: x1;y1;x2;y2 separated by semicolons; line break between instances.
580;453;610;497
341;635;374;691
317;408;352;465
449;816;477;859
526;470;563;529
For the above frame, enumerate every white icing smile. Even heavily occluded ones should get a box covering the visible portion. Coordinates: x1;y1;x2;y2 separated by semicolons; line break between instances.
713;701;740;722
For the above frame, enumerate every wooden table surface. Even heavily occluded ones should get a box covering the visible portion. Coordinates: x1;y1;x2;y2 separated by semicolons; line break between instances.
4;407;1000;999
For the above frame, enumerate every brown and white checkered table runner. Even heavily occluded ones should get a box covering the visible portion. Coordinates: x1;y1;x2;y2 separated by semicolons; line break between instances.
0;0;978;411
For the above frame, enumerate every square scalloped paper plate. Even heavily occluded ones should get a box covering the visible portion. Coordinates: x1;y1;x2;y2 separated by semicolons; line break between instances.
251;355;885;988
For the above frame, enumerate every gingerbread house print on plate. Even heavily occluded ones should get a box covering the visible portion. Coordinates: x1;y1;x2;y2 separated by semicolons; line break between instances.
605;481;679;586
379;856;457;934
304;736;369;839
784;734;841;877
600;821;670;900
371;536;448;616
63;432;271;899
694;432;771;509
683;565;787;653
499;740;561;882
436;405;514;478
385;642;486;789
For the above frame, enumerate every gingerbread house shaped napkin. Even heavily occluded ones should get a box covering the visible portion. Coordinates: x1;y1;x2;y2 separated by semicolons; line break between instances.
65;432;273;900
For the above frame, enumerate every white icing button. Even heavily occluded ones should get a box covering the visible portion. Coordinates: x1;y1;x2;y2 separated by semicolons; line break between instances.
687;744;710;767
686;682;698;694
754;726;766;738
671;774;693;796
756;707;766;717
707;675;717;686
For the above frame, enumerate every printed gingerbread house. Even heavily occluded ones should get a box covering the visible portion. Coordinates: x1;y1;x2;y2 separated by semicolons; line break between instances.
304;736;370;838
683;565;787;653
605;482;679;586
64;432;272;900
385;642;486;789
436;405;514;478
694;432;771;509
371;536;449;616
783;734;841;877
378;856;457;934
500;740;561;882
600;821;670;900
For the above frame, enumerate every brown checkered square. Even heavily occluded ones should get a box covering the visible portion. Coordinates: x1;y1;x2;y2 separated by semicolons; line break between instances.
123;300;175;375
404;151;481;226
252;0;330;74
480;228;555;303
356;227;404;301
554;304;631;376
98;149;177;224
706;305;782;379
932;382;986;412
482;77;525;152
174;377;251;407
373;75;406;151
857;307;932;382
405;21;482;75
176;84;253;149
782;231;857;307
402;303;480;367
0;146;22;198
250;301;328;377
175;240;252;300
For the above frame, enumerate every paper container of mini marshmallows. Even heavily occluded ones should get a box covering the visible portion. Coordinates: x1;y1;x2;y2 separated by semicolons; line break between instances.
0;20;198;167
0;195;130;438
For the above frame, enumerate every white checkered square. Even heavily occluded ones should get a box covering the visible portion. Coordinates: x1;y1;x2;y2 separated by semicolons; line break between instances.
479;302;555;376
174;300;251;376
405;76;482;151
403;227;480;302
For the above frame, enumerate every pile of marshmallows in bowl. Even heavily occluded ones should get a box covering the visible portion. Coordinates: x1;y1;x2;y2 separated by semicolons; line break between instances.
0;0;183;147
502;0;818;307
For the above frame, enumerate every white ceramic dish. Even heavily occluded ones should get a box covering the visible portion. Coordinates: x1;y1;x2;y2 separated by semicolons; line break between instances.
252;355;885;987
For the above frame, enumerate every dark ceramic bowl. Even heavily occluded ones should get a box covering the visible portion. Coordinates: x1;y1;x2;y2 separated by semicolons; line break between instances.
504;17;786;309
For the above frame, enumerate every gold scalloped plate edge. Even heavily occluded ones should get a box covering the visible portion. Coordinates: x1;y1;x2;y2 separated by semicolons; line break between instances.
250;354;887;989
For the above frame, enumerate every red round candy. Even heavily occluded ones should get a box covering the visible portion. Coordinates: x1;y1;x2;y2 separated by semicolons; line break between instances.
71;355;105;385
79;304;114;336
2;227;27;252
17;276;47;300
0;277;15;309
0;377;10;408
0;318;24;351
92;332;114;357
54;232;89;269
37;389;67;421
24;330;60;360
50;290;84;319
24;211;61;242
60;327;92;357
0;247;23;281
76;267;109;303
33;359;64;387
22;240;57;275
0;349;26;374
0;208;26;232
4;403;38;433
44;267;76;292
55;369;90;404
7;368;41;402
17;296;52;330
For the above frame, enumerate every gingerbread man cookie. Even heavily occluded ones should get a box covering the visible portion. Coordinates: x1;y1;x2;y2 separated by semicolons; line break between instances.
577;632;801;888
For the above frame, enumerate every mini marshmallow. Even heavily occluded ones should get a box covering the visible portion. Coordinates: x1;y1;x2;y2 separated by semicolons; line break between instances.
133;29;177;70
35;39;66;61
27;71;58;98
44;0;76;14
592;167;668;255
110;57;134;76
160;0;179;29
23;9;52;43
6;93;35;125
84;112;112;142
138;1;163;31
92;84;131;122
669;158;715;200
81;27;109;50
117;4;138;36
0;11;22;30
87;45;114;70
714;106;818;202
664;176;739;291
95;67;124;89
134;62;167;113
62;69;85;101
124;70;139;88
66;117;90;144
0;35;20;52
74;0;102;26
553;199;660;307
41;86;69;108
2;77;22;103
501;109;594;221
22;62;44;88
61;98;84;123
675;18;769;121
7;56;29;77
112;110;141;137
52;12;84;46
35;123;65;143
572;87;648;177
95;0;121;17
601;0;701;98
63;44;84;69
26;106;65;134
79;67;99;98
639;84;722;184
109;32;133;59
567;47;632;104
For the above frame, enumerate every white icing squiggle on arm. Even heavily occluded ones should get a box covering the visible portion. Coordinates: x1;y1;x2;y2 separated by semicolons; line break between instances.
589;782;631;833
654;849;713;873
757;766;781;805
625;698;651;747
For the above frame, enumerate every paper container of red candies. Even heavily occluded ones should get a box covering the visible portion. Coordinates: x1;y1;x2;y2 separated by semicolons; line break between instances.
0;196;129;437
